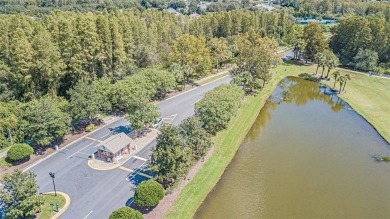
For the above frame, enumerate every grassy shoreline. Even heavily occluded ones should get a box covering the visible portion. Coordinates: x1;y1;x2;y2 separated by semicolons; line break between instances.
166;63;390;218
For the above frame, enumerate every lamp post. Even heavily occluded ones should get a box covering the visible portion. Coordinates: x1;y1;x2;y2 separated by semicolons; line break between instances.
49;172;56;196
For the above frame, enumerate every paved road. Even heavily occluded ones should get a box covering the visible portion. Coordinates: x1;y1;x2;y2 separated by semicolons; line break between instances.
29;75;232;219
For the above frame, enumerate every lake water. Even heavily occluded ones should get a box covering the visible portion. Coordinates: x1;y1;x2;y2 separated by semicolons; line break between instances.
195;77;390;219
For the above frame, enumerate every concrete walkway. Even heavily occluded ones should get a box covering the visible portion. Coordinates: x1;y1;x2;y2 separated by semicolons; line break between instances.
336;67;390;80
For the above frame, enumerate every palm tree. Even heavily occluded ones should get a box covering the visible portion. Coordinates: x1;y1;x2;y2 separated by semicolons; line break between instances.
338;75;346;94
325;58;337;79
314;53;325;75
332;71;340;88
342;74;351;90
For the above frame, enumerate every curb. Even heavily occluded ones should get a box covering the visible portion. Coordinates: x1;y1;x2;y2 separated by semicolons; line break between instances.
23;116;125;172
87;130;159;171
44;191;71;219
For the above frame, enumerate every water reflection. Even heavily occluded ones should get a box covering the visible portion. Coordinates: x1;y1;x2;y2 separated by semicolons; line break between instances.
195;77;390;219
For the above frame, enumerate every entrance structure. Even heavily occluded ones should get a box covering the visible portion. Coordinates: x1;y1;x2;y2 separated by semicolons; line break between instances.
96;133;136;163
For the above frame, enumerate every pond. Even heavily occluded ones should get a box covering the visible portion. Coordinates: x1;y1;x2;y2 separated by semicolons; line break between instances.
195;77;390;219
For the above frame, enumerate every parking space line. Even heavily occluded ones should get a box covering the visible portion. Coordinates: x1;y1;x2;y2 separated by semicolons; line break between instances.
119;166;133;172
85;136;102;143
66;142;95;159
133;156;148;162
137;172;153;179
83;211;93;219
99;133;111;139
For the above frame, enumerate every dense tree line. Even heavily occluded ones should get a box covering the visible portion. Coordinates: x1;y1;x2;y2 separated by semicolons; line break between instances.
330;15;390;72
281;0;390;19
0;9;295;101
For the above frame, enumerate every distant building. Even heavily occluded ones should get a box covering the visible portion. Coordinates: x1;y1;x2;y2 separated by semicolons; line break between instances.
189;13;201;19
198;4;207;10
166;8;183;16
96;133;136;163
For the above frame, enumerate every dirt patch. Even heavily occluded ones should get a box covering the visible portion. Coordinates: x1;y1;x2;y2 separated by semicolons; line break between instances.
143;145;215;219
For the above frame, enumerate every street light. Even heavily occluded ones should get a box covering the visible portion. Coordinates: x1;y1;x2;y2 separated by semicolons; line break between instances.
49;172;57;196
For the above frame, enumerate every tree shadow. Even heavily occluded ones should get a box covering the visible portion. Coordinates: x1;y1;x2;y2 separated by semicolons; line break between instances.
109;125;132;135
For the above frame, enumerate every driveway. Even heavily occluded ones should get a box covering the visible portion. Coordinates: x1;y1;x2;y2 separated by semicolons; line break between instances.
29;75;232;219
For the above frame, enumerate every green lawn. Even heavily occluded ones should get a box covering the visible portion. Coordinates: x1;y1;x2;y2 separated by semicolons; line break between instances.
167;62;390;218
39;193;66;219
0;157;12;169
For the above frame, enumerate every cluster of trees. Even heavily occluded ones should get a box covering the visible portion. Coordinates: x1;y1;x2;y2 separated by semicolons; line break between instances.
0;68;176;150
281;0;390;19
0;9;296;101
0;170;43;218
0;9;295;151
232;33;279;93
150;84;243;187
330;16;390;73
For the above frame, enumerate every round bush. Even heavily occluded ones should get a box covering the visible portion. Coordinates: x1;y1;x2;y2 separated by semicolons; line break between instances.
7;144;34;161
134;180;164;208
109;207;143;219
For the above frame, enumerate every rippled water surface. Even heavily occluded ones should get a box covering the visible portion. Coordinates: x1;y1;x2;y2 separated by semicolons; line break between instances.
195;77;390;219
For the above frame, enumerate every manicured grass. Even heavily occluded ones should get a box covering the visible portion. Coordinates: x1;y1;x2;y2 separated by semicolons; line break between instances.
167;67;300;219
167;62;390;218
0;146;10;154
0;157;12;169
39;193;66;219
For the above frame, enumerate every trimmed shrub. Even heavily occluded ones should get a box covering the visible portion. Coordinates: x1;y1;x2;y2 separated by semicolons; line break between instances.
134;180;164;208
109;207;143;219
85;124;95;132
7;144;34;161
382;156;390;162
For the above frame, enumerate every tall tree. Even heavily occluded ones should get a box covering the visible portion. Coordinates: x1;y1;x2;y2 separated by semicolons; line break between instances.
0;170;43;219
170;34;212;84
150;124;192;187
128;101;160;136
233;33;278;90
303;22;327;62
23;97;71;146
68;79;111;121
179;116;212;159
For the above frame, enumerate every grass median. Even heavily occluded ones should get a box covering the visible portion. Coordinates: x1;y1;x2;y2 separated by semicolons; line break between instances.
39;193;66;219
166;63;390;218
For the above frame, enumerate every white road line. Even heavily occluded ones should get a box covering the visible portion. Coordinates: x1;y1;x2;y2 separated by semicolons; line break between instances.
66;142;95;159
125;162;147;181
100;133;111;139
133;156;147;161
83;211;93;219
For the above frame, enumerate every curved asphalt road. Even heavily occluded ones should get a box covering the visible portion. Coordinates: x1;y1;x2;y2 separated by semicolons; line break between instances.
27;75;232;219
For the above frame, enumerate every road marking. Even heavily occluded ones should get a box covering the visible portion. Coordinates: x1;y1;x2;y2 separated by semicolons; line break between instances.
133;156;148;161
66;142;95;159
119;166;133;172
137;172;153;179
100;133;111;139
85;136;102;143
83;211;93;219
162;114;177;124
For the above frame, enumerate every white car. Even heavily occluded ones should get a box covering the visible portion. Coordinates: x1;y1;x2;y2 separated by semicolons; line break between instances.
152;117;163;128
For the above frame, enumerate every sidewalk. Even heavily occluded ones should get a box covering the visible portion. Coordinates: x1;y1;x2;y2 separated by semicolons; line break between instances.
336;67;390;80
